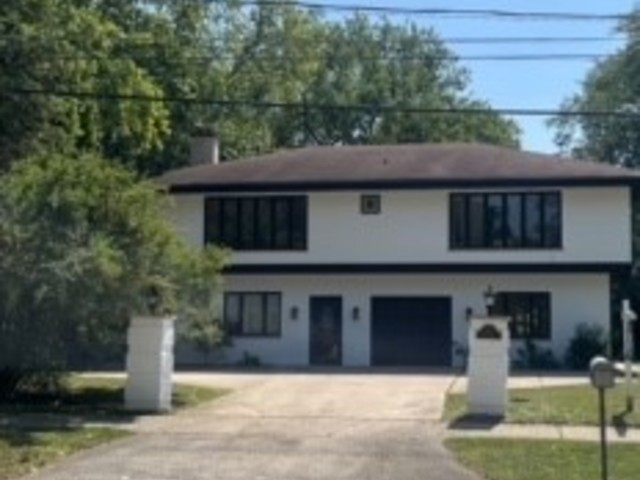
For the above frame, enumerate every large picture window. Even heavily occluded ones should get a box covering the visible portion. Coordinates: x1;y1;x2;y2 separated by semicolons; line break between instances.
224;292;281;337
493;292;551;340
205;196;307;250
450;192;561;249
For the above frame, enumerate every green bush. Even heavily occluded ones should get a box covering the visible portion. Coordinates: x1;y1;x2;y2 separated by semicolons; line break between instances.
0;368;65;400
0;368;25;399
513;338;560;370
0;154;227;387
238;352;262;368
564;323;606;370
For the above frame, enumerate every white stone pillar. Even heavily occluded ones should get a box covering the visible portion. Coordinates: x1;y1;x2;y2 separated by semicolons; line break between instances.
125;315;176;412
467;316;510;417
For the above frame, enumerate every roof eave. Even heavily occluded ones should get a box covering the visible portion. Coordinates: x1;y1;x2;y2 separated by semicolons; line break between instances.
166;177;640;194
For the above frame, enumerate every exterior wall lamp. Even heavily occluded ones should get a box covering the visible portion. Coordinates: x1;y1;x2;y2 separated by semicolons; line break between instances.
352;306;360;321
290;306;299;321
483;285;496;315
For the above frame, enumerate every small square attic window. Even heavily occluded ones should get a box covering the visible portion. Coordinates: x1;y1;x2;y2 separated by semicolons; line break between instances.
360;194;381;215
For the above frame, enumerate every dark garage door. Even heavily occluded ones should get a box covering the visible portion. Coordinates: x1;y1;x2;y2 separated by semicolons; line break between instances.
371;296;452;366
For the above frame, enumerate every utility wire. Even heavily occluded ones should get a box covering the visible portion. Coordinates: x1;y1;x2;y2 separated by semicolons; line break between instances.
0;32;626;45
437;36;625;44
8;52;614;63
4;87;640;119
232;1;628;21
0;0;628;21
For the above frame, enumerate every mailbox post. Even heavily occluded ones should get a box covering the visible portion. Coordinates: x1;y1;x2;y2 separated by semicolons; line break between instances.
621;299;637;412
590;356;616;480
467;316;510;416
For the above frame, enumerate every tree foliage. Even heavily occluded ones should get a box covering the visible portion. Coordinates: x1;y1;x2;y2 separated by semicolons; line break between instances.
298;15;519;147
0;0;170;171
0;153;226;378
550;10;640;166
1;1;519;174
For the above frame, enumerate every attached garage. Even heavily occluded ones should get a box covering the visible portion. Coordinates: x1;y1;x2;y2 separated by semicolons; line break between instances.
371;296;452;366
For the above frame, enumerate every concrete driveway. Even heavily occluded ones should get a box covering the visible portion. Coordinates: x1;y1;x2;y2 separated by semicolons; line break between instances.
31;371;480;480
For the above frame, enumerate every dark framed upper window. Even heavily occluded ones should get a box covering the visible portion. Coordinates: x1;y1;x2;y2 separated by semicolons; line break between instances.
360;194;381;215
224;292;281;337
493;291;551;340
205;196;307;250
450;191;561;249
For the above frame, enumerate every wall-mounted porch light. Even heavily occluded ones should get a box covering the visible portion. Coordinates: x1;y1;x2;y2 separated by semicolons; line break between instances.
290;306;299;321
352;306;360;321
483;285;496;315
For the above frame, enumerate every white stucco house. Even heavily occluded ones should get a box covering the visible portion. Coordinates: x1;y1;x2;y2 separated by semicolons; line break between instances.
158;139;638;368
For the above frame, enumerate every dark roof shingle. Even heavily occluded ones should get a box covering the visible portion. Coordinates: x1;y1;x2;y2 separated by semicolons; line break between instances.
158;143;640;192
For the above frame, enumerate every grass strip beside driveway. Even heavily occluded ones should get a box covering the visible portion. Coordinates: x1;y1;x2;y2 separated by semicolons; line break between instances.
444;384;640;427
446;438;640;480
0;427;129;480
1;376;229;416
0;376;229;479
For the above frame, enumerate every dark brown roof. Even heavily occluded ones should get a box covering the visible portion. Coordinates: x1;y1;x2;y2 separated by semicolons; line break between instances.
157;143;640;192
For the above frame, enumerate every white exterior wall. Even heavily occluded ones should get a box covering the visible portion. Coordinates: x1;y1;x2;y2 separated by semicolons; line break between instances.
204;273;610;367
169;186;632;264
167;186;624;368
167;194;204;249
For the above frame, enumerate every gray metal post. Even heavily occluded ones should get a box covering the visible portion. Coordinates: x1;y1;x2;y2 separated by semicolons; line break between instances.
622;299;637;412
598;388;608;480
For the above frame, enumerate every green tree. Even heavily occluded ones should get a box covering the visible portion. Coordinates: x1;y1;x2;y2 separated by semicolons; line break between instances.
550;10;640;166
0;1;519;174
0;0;170;170
301;15;519;147
0;153;226;389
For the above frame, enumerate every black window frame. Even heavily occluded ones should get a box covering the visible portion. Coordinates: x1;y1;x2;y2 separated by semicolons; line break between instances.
205;195;308;251
223;292;282;337
360;194;381;215
449;191;562;250
493;291;552;340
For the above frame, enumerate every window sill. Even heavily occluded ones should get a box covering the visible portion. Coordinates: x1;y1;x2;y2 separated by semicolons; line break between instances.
209;244;309;252
232;249;309;253
230;334;282;339
511;337;552;342
448;246;564;252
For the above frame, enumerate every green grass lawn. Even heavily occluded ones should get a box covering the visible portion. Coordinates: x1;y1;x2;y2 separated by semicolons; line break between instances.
446;438;640;480
444;383;640;427
0;376;228;479
1;376;229;416
0;427;129;480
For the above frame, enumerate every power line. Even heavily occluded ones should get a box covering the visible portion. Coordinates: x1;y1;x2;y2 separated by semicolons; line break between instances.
438;36;624;44
5;87;640;119
0;32;625;45
453;54;609;62
21;53;611;64
452;54;608;62
11;52;614;63
235;1;628;21
0;0;628;22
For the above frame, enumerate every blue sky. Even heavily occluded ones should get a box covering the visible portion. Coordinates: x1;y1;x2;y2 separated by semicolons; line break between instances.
330;0;637;152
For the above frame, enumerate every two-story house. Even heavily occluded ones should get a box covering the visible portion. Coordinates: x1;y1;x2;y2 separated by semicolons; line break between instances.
159;140;638;367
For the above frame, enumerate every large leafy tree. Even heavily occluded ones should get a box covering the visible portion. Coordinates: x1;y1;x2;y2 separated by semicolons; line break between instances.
549;10;640;356
301;15;518;147
550;10;640;166
0;0;170;171
0;0;519;174
184;5;519;156
0;153;226;384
